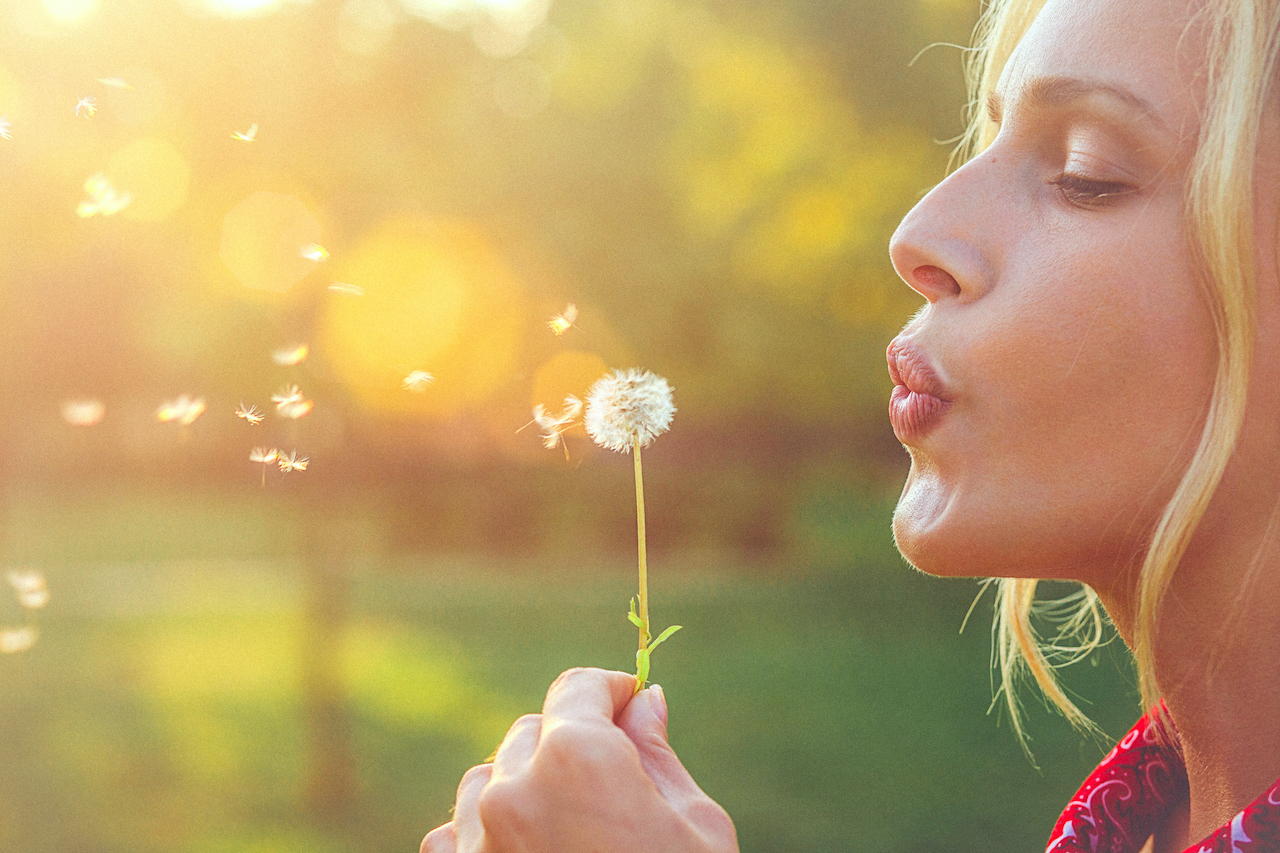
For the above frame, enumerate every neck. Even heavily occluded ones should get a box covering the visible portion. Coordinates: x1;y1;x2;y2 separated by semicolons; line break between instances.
1101;511;1280;846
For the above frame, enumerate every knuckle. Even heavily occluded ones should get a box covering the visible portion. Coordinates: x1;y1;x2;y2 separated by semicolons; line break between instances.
457;763;493;797
420;823;456;853
685;798;738;845
476;779;537;843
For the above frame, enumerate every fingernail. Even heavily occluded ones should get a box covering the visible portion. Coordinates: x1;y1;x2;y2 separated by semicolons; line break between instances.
649;684;667;727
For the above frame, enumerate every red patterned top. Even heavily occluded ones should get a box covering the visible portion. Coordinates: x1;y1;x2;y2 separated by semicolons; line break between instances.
1046;706;1280;853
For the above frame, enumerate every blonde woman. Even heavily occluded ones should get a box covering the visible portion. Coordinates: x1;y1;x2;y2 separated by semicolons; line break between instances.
422;0;1280;850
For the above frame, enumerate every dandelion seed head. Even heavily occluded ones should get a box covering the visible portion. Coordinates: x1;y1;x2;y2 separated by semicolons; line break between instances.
75;96;97;117
300;243;329;262
272;343;309;365
0;626;37;654
402;370;435;392
0;116;10;140
156;395;206;425
250;446;279;464
548;302;578;336
61;398;105;426
232;123;258;142
272;384;302;407
327;281;365;296
584;369;675;453
235;402;265;425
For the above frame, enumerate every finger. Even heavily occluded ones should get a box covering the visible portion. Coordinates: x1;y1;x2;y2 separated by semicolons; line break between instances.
491;713;541;778
421;822;457;853
615;685;707;805
541;667;637;725
452;764;493;852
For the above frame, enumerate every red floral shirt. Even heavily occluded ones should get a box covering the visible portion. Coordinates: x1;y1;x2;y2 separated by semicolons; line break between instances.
1047;707;1280;853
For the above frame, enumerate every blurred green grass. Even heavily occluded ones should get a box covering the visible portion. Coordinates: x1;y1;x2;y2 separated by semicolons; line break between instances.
0;486;1141;853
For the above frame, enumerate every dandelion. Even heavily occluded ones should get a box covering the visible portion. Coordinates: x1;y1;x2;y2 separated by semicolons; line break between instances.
231;123;258;142
402;370;435;392
548;302;579;336
156;395;206;426
0;116;10;140
235;402;265;425
328;281;364;296
74;96;97;117
8;571;49;610
0;626;37;654
272;343;309;365
530;395;582;455
277;450;308;473
584;368;679;692
61;398;105;426
250;446;279;486
76;173;133;218
96;77;132;89
300;243;329;262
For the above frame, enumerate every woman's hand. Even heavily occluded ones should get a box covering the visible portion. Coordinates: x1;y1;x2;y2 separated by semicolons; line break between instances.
421;667;738;853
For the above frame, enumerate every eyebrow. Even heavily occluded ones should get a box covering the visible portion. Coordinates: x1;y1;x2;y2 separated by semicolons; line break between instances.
985;75;1168;133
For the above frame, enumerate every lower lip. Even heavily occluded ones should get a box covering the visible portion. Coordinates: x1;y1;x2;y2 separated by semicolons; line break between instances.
889;385;951;441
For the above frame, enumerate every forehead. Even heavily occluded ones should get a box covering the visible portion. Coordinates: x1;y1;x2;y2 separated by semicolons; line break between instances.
1000;0;1207;132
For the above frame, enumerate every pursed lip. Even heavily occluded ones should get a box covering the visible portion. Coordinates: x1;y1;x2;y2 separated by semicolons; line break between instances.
886;337;953;441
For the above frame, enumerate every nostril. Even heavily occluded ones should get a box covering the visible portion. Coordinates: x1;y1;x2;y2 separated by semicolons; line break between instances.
911;265;962;300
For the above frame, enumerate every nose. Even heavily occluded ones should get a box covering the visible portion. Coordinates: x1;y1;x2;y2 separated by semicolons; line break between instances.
888;156;996;305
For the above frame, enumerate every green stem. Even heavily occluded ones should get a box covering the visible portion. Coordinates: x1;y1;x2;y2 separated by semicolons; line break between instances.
634;438;649;690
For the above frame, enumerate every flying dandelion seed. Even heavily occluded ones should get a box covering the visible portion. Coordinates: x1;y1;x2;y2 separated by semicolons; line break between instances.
584;368;679;692
402;370;435;392
61;398;105;426
74;96;97;117
76;173;133;218
96;77;132;89
277;450;308;473
231;123;258;142
0;626;37;654
277;399;314;420
327;281;364;296
531;394;582;452
8;572;49;611
271;385;313;419
250;446;279;486
300;243;329;262
272;343;309;365
0;116;10;140
548;302;579;336
235;402;265;425
272;384;303;409
156;395;206;425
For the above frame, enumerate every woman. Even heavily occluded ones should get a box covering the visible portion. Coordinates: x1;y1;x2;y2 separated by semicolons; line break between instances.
422;0;1280;850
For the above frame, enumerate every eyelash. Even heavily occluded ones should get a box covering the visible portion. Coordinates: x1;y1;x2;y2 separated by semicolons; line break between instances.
1050;172;1136;207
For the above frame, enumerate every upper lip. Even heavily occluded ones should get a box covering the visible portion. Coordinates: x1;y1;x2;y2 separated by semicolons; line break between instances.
887;337;951;400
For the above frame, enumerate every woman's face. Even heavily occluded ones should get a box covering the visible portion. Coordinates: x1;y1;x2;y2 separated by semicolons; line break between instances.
887;0;1215;591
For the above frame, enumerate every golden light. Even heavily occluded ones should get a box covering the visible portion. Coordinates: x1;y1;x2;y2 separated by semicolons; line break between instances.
108;138;190;223
190;0;296;18
531;350;607;413
320;216;528;416
220;191;323;293
41;0;100;25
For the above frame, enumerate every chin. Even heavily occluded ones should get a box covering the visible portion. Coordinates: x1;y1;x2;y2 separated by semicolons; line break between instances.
891;468;1006;580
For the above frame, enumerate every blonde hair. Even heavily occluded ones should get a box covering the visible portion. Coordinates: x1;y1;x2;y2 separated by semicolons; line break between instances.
957;0;1280;742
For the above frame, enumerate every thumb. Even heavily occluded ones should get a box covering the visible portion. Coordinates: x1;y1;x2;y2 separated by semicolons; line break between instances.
616;685;707;807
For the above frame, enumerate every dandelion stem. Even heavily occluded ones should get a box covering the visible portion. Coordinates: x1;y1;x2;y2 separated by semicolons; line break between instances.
633;438;650;693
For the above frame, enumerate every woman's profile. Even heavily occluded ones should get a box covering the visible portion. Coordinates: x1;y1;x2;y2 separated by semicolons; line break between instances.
422;0;1280;850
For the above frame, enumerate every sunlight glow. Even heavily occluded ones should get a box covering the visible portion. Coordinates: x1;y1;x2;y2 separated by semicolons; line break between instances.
42;0;100;25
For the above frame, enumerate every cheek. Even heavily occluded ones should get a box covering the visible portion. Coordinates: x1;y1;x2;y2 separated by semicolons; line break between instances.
896;236;1217;581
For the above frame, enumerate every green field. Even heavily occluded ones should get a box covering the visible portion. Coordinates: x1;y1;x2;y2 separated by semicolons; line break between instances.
0;490;1144;853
